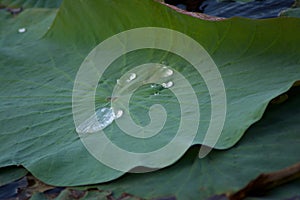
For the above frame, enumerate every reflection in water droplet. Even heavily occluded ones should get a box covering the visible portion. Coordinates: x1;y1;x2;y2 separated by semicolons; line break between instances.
18;28;26;33
76;107;115;134
162;81;173;88
127;73;137;82
115;109;123;119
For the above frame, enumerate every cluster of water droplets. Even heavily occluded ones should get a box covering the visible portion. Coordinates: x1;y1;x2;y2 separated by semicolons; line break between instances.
76;61;174;134
154;62;174;94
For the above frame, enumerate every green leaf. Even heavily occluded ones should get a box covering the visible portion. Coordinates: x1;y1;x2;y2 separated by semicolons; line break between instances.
0;166;27;186
0;0;300;185
95;90;300;199
0;0;62;8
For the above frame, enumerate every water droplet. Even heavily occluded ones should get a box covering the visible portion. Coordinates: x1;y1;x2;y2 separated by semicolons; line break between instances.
153;92;160;96
115;109;123;119
163;68;173;77
150;84;156;88
116;79;120;84
127;73;137;82
76;107;115;134
18;28;26;33
162;81;173;88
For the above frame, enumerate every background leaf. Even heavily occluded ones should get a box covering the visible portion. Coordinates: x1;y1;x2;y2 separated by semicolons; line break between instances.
0;166;27;186
203;0;294;18
217;0;254;3
0;0;62;8
280;8;300;18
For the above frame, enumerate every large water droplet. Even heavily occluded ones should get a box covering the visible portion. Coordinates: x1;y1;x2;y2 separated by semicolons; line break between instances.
76;107;115;134
127;73;137;82
18;28;26;33
162;81;173;88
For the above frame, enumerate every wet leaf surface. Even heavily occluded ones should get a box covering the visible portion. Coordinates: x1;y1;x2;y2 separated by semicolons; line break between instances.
94;87;300;199
0;0;299;197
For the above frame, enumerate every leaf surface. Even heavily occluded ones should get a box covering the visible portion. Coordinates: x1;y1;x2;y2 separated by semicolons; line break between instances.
0;0;299;185
96;89;300;199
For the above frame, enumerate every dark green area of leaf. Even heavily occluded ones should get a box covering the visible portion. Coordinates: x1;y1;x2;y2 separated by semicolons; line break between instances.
95;88;300;199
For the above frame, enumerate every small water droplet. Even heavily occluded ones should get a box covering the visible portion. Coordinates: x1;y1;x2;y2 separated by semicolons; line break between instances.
153;92;160;96
76;107;115;134
127;73;137;82
162;81;173;88
114;109;123;119
116;79;120;84
18;28;26;33
150;84;156;88
163;68;173;77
